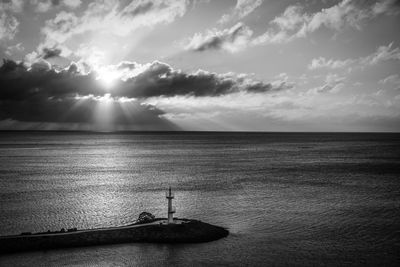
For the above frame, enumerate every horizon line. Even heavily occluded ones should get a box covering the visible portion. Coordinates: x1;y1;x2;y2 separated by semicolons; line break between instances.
0;130;399;134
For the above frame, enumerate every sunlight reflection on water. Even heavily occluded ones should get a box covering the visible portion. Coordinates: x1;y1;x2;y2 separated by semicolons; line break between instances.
0;132;399;266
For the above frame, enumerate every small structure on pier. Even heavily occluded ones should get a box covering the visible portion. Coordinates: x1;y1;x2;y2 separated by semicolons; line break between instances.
166;187;175;224
137;212;155;224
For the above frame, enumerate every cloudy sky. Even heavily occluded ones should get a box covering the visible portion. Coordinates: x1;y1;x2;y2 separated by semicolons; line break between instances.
0;0;399;131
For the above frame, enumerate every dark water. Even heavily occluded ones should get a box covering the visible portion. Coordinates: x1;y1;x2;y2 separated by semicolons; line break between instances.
0;132;399;266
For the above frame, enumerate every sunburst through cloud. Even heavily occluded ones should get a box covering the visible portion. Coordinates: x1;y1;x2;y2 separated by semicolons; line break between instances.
1;0;399;131
0;2;400;265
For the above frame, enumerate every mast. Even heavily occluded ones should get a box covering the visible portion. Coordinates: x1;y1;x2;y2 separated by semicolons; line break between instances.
166;187;175;224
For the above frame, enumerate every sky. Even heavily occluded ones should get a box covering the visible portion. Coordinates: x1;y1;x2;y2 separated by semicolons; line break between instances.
0;0;400;132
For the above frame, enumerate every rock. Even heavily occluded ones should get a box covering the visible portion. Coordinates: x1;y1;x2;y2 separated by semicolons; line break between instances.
137;212;156;224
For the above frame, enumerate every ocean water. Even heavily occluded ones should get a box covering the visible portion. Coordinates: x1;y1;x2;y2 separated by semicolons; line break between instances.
0;132;399;266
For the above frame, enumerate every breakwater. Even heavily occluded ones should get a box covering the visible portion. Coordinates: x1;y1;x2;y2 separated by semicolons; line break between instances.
0;219;229;254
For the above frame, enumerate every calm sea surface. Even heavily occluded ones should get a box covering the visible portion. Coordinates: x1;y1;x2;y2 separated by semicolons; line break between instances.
0;132;399;266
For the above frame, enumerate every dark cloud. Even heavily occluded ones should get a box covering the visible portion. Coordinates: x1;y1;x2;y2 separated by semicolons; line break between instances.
0;59;284;100
0;60;177;130
0;59;288;128
116;61;140;70
245;82;272;93
42;47;62;59
115;62;237;97
115;61;290;97
0;59;100;101
0;95;174;127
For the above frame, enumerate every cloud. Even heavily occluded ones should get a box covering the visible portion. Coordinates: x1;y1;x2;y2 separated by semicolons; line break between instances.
0;58;290;100
218;0;263;24
308;73;345;94
41;11;80;44
308;43;400;70
252;0;400;45
308;57;353;70
41;0;188;47
379;74;400;90
0;14;18;41
22;45;72;69
0;58;289;128
62;0;81;9
252;5;307;45
185;0;400;53
185;22;253;52
111;61;290;97
0;0;23;13
4;42;24;56
0;95;178;130
30;0;82;13
0;2;20;41
32;0;53;12
0;59;181;130
362;42;400;65
379;74;400;84
42;47;62;59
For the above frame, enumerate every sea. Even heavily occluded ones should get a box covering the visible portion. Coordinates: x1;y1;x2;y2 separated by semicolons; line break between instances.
0;132;399;266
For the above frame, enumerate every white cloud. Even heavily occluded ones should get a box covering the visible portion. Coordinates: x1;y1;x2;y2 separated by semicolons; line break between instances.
0;0;23;41
218;0;263;24
185;0;400;53
41;11;79;44
0;12;19;41
5;42;24;56
308;57;354;70
270;72;295;91
379;74;400;90
252;0;400;45
308;43;400;70
24;51;40;65
307;73;345;94
32;0;52;12
362;43;400;65
271;5;307;32
41;0;188;46
185;22;253;53
63;0;81;9
74;44;107;68
379;74;400;84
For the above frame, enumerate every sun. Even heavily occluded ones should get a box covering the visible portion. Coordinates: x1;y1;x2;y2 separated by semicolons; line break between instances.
96;68;121;88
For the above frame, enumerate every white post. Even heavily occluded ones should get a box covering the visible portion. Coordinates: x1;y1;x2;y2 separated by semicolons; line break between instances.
166;187;175;224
